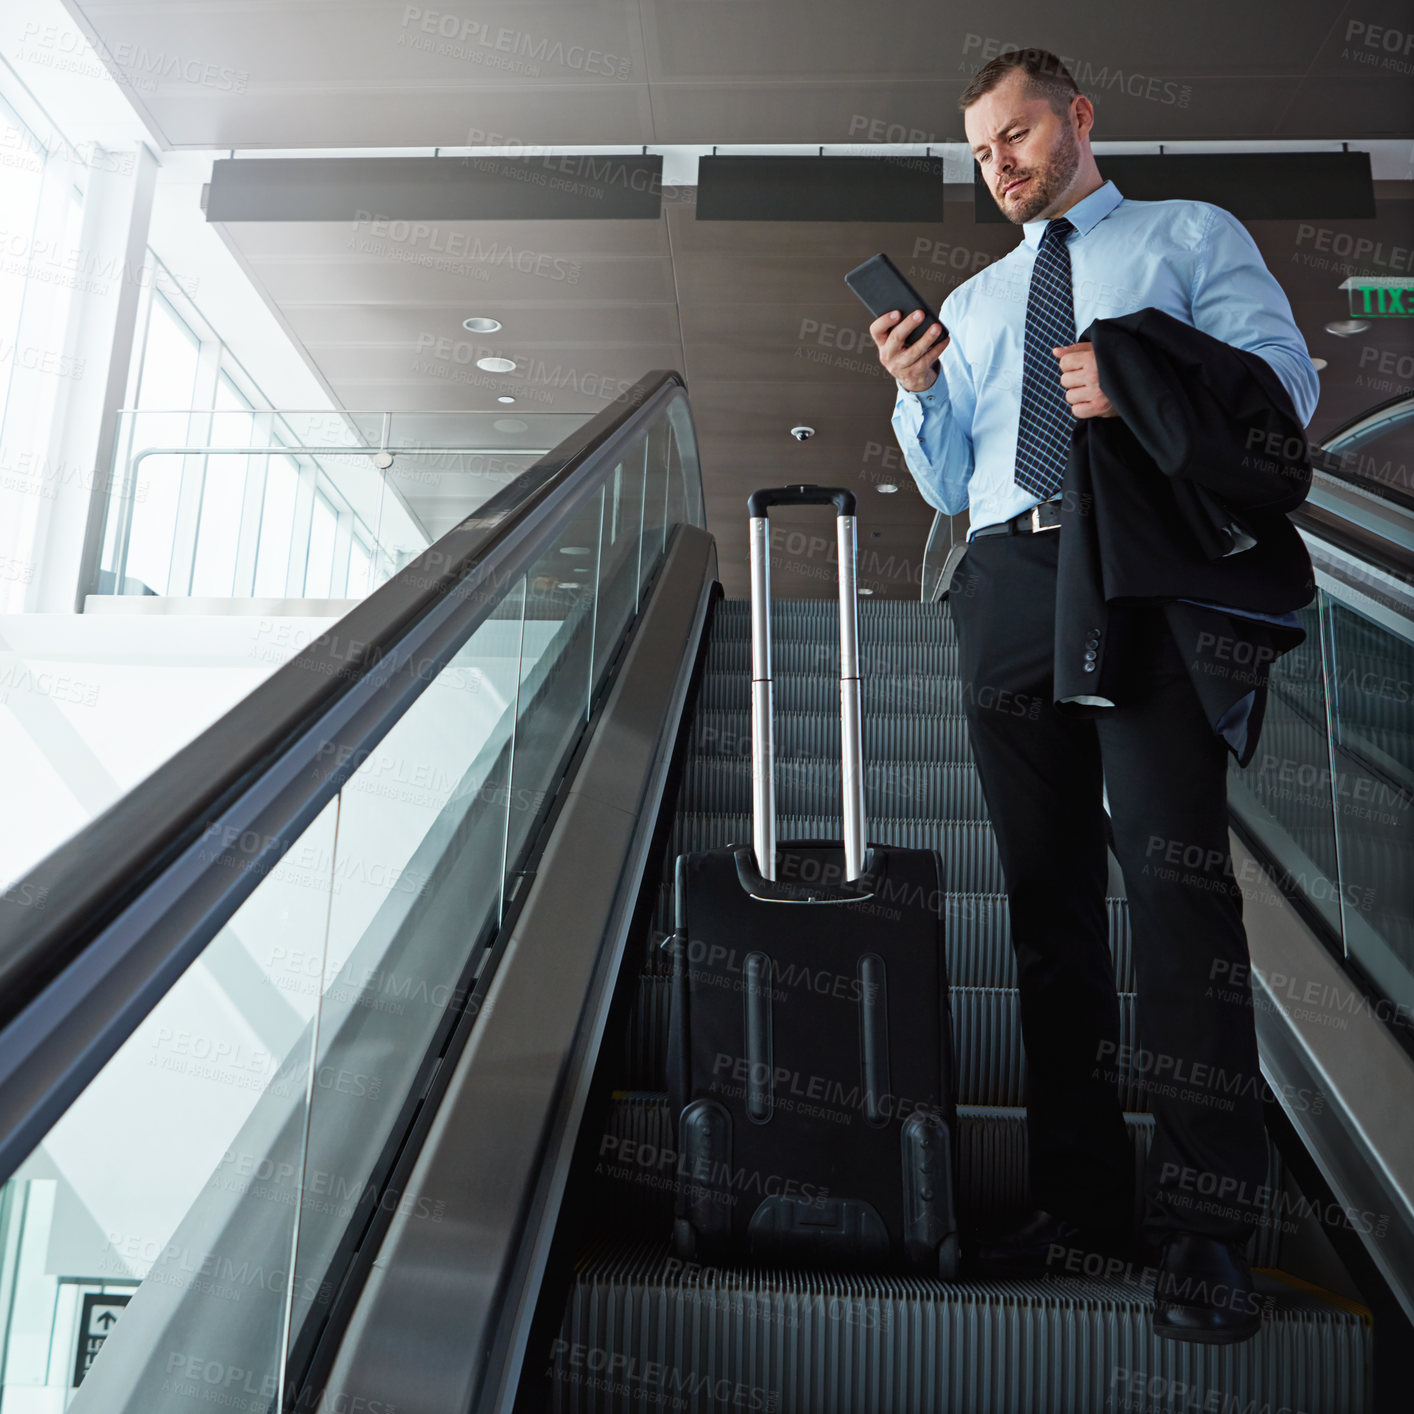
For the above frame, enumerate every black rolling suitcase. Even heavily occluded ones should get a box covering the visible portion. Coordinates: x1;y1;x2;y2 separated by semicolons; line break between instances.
664;485;960;1278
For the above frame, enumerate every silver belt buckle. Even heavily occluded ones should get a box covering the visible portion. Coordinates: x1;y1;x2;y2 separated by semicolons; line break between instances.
1031;500;1060;533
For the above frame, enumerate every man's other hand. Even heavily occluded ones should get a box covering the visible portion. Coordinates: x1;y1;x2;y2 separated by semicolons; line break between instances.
1053;341;1117;418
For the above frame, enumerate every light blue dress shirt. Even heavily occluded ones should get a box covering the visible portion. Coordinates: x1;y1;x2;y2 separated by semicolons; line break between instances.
891;179;1320;539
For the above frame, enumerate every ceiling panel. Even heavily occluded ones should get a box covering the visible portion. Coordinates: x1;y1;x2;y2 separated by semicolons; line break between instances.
229;216;673;259
64;0;1414;148
137;84;656;149
283;302;681;347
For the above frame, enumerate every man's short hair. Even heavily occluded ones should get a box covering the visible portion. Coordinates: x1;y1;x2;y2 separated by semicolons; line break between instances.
958;48;1081;117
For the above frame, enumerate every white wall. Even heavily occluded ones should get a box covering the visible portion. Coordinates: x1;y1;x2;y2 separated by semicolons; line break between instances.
0;610;342;890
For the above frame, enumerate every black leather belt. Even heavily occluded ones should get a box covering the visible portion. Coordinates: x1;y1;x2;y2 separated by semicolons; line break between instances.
970;498;1062;539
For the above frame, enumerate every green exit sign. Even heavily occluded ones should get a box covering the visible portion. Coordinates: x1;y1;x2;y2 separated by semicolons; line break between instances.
1342;278;1413;317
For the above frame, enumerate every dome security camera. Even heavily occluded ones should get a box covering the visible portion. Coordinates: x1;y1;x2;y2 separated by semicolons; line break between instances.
790;426;815;442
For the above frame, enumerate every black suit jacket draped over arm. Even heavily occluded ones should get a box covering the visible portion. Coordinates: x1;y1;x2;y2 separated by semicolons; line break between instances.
1052;307;1316;766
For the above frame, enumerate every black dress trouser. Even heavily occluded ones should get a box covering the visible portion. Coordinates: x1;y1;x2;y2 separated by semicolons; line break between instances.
947;527;1268;1245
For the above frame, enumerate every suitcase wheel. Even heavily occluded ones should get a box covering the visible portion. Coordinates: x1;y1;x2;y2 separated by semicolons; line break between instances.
936;1233;961;1281
673;1217;699;1263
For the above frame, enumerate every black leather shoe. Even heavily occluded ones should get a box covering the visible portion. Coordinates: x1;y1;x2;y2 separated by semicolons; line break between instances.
975;1208;1136;1276
1151;1233;1263;1345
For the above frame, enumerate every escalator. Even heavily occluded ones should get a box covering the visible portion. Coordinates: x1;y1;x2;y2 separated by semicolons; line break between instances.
0;372;1408;1414
516;596;1373;1413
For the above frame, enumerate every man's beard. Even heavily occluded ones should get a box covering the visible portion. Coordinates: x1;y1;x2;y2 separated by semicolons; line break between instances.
996;125;1081;225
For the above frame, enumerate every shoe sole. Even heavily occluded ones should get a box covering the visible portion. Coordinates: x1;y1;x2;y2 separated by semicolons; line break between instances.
1150;1312;1262;1346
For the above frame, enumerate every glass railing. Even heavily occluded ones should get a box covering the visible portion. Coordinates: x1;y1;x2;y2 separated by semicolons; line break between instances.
1229;567;1414;1030
0;375;704;1412
95;408;592;602
920;506;953;602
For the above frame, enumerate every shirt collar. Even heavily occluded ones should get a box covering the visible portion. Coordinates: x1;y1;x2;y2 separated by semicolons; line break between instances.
1021;179;1122;249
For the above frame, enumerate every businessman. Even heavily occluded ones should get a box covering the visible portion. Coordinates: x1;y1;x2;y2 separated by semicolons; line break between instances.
870;47;1318;1344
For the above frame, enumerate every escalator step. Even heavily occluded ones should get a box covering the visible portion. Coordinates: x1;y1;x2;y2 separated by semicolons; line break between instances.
546;1239;1369;1414
687;710;974;763
676;756;989;821
713;599;954;639
700;671;964;714
590;1096;1286;1268
948;985;1144;1110
706;639;958;675
943;895;1132;989
622;979;1144;1110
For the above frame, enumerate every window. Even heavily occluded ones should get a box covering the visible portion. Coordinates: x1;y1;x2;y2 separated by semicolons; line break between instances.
124;296;202;594
110;270;409;602
253;454;299;599
348;537;373;599
304;493;338;598
134;293;200;411
189;376;253;597
0;100;46;443
0;96;86;610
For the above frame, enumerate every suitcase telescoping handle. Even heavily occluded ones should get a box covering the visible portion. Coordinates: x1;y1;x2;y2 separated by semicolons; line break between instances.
746;485;867;885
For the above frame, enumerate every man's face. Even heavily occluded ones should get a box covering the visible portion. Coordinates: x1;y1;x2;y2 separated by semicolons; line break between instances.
964;69;1083;225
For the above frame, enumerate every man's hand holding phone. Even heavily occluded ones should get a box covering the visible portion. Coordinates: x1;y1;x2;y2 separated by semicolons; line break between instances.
871;310;948;393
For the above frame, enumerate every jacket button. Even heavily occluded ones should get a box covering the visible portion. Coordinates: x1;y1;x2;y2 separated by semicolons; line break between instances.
1083;662;1096;673
1084;650;1097;662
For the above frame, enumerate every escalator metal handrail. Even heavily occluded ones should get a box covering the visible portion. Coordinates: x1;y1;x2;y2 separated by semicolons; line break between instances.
1309;446;1414;517
0;369;688;1188
1310;388;1414;515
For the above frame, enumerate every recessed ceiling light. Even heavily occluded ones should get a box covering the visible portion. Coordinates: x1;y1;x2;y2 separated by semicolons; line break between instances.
497;395;516;404
859;587;875;596
1324;319;1368;337
493;418;528;433
558;545;591;555
1311;357;1328;371
572;566;589;574
463;316;502;333
476;356;516;373
877;483;899;493
556;582;579;590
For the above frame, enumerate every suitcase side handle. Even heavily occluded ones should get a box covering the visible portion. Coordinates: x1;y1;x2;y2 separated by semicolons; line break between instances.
748;483;867;886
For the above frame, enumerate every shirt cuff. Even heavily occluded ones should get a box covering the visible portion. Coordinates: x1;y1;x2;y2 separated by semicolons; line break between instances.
895;380;943;406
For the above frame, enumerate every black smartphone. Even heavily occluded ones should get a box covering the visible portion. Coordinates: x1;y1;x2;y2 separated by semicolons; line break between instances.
845;253;947;348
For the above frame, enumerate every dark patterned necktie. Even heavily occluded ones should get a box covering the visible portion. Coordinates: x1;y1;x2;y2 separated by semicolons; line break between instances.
1014;216;1077;499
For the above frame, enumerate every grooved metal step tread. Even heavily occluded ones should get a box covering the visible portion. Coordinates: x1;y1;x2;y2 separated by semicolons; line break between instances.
707;640;958;674
687;710;974;762
715;599;952;624
676;756;988;820
700;672;965;714
545;1239;1370;1414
